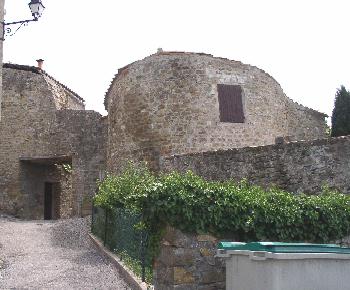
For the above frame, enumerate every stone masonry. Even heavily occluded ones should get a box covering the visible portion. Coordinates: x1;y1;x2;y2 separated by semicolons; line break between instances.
1;51;349;288
154;226;225;290
0;51;341;224
53;110;107;216
0;0;4;119
105;51;327;173
154;211;350;290
161;135;350;195
0;64;106;219
156;134;350;289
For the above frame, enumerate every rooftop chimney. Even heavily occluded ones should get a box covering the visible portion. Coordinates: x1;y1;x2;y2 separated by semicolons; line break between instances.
36;59;44;70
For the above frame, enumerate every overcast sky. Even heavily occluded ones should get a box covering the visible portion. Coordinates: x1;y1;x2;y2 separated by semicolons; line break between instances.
3;0;350;122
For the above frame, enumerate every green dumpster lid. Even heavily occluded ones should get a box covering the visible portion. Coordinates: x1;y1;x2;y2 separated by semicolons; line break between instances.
218;242;247;250
218;242;350;254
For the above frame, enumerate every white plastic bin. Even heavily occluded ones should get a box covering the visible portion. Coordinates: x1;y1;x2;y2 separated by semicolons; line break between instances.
217;242;350;290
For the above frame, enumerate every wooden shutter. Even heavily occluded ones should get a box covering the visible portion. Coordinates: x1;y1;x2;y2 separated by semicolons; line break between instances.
217;84;244;123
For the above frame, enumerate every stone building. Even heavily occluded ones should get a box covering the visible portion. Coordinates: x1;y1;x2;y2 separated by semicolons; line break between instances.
105;51;327;172
0;51;330;220
0;62;106;219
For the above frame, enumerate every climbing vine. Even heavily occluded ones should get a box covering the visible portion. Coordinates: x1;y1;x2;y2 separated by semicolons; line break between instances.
94;163;350;252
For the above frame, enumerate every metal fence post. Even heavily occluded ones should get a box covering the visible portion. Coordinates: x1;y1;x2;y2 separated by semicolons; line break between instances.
91;203;94;233
93;207;151;283
140;229;146;282
104;209;108;247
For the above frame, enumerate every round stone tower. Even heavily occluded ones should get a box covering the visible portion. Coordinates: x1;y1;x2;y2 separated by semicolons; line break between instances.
105;51;326;172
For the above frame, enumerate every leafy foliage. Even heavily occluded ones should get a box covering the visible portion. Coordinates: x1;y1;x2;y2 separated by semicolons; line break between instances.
117;250;153;284
91;206;153;284
62;163;73;173
331;85;350;137
94;164;350;244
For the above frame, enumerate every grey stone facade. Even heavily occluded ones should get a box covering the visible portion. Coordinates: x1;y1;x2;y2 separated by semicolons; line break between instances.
154;226;225;290
0;50;344;225
1;51;350;289
105;51;327;173
0;64;106;219
0;0;4;120
161;136;350;195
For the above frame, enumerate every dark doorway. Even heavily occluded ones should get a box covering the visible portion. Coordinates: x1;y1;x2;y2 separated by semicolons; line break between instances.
44;182;60;220
44;183;53;220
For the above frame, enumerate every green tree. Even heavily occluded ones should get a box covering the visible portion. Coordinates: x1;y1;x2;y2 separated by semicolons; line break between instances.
331;85;350;137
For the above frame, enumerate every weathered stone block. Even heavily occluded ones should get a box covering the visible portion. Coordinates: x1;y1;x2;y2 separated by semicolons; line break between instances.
173;267;195;284
200;269;225;284
158;246;195;266
197;234;217;243
162;226;194;248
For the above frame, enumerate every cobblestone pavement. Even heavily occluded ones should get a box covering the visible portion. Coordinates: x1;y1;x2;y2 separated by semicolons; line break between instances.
0;217;131;289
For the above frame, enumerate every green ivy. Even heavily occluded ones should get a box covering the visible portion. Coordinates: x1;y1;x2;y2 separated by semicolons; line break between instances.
94;163;350;248
62;163;72;174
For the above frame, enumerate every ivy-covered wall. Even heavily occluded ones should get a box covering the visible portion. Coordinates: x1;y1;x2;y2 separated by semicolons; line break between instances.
94;165;350;289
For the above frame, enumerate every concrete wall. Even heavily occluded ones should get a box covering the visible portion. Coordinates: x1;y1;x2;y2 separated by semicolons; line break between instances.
161;136;350;195
106;52;327;173
0;65;105;218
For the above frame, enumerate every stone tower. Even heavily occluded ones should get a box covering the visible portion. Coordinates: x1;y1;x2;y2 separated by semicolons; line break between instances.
105;51;327;173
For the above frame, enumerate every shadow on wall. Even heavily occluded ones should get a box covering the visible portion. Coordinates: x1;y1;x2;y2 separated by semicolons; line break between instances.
20;158;73;220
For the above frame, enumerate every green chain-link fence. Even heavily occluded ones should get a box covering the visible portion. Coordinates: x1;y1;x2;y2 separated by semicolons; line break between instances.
91;206;152;283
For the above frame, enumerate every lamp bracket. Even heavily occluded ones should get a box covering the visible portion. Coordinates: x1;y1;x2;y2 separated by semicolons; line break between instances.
1;18;38;41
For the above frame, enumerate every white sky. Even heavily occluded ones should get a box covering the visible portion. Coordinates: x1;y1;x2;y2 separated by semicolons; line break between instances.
4;0;350;122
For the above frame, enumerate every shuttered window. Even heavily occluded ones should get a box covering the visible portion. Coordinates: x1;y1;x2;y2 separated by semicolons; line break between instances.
217;84;244;123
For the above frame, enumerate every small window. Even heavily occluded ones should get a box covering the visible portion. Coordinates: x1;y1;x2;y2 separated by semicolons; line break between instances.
217;84;244;123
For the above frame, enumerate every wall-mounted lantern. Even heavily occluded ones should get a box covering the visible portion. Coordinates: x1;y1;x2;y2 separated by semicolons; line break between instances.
29;0;46;20
1;0;45;40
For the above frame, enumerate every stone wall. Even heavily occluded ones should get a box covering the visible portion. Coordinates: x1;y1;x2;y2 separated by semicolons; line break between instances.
106;51;327;173
285;104;327;141
156;135;350;289
0;66;59;216
161;136;350;195
154;226;350;290
0;0;4;120
53;110;107;216
154;226;225;290
43;73;85;110
0;65;105;218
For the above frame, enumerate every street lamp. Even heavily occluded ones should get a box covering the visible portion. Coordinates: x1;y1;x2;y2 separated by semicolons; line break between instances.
28;0;46;20
1;0;45;40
